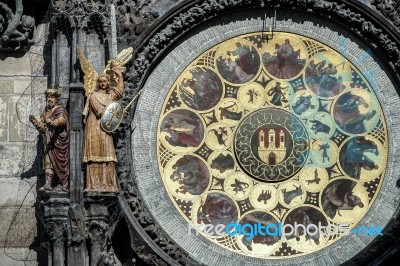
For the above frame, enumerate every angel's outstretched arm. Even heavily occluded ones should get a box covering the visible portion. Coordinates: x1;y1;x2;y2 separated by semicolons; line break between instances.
111;67;124;100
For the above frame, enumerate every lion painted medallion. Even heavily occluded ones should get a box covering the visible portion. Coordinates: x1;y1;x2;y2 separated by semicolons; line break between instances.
156;32;387;258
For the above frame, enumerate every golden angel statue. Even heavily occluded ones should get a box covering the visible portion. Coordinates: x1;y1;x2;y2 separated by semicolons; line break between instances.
77;46;133;193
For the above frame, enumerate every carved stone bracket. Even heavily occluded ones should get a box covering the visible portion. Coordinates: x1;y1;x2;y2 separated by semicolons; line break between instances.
42;197;71;266
85;196;119;266
115;0;400;265
0;0;35;50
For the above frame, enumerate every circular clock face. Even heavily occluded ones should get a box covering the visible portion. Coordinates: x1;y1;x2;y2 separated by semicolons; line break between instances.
156;32;387;258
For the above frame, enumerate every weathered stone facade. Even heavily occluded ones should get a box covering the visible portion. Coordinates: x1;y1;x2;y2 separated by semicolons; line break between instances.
0;19;48;264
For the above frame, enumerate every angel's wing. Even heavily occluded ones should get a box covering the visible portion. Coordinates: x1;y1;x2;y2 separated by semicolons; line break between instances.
77;46;98;96
104;47;134;74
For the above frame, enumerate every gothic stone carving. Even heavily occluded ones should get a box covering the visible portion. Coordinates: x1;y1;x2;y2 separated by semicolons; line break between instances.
42;198;70;265
372;0;400;29
123;181;195;265
52;0;108;16
68;204;86;246
42;199;70;240
135;245;168;266
82;0;107;12
50;0;109;38
52;0;75;13
85;198;120;265
0;0;35;50
87;219;109;252
116;0;160;48
115;0;400;264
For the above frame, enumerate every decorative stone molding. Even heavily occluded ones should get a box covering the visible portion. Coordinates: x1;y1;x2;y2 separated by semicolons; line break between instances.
51;0;76;13
82;0;107;13
50;0;110;27
50;0;110;32
0;0;35;50
372;0;400;29
51;0;107;15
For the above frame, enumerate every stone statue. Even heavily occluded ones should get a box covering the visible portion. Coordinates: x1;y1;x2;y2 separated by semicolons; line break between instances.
77;47;133;193
0;1;36;49
29;89;70;192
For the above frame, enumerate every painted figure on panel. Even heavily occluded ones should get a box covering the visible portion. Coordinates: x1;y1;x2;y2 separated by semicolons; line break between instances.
170;155;210;195
333;91;378;134
29;88;70;192
209;126;229;146
340;137;379;179
160;110;204;148
263;39;305;79
246;89;259;104
309;119;331;135
284;207;327;245
321;179;364;219
197;192;238;235
179;68;223;111
77;47;133;193
267;82;288;106
292;94;315;115
305;59;346;97
210;153;235;173
239;212;279;251
219;101;243;121
217;41;260;84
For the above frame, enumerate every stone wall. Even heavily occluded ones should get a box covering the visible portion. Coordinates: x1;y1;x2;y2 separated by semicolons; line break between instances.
0;24;49;266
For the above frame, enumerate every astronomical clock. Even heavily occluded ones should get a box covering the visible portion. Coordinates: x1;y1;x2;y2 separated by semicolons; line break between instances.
130;6;399;265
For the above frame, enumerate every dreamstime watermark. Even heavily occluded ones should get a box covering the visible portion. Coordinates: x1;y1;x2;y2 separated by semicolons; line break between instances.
188;221;383;241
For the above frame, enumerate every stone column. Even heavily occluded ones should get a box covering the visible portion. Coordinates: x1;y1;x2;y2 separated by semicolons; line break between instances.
43;197;70;266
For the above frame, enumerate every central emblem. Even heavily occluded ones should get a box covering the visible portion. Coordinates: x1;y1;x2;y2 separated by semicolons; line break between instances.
256;126;291;165
235;108;309;182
